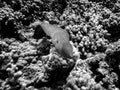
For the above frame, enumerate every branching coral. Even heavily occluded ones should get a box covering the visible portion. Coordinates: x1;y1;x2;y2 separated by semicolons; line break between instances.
1;0;120;90
0;5;27;41
64;53;119;90
60;1;110;59
40;53;76;87
64;58;105;90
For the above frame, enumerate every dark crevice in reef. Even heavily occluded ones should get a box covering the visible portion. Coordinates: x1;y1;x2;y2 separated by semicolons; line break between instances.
112;68;120;88
47;66;74;87
105;51;120;88
106;24;120;42
36;38;51;56
89;61;104;83
0;19;27;42
51;0;68;14
33;24;47;39
28;65;75;89
0;69;9;80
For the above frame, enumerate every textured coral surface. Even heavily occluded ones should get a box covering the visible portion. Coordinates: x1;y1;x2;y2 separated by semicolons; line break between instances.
0;0;120;90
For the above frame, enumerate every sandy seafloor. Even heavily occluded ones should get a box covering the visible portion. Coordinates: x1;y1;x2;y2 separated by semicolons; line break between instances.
0;0;120;90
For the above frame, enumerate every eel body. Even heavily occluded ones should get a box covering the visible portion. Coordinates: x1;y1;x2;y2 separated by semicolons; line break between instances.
31;21;73;58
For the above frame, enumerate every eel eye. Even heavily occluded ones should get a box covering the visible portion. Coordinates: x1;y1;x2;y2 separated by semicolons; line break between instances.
54;39;59;44
56;40;59;44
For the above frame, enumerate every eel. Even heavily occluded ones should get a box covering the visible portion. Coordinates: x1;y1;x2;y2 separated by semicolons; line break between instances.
30;21;73;58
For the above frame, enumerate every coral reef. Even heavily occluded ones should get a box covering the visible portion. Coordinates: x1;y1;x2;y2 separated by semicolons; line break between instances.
64;53;119;90
1;0;120;90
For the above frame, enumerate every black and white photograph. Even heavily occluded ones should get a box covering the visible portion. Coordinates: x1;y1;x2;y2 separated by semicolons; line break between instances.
0;0;120;90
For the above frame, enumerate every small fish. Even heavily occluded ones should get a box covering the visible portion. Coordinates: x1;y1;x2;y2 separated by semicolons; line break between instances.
30;21;73;58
